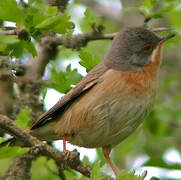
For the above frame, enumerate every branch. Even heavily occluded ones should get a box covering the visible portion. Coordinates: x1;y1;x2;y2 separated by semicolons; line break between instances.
46;0;70;12
0;29;29;40
0;115;91;177
55;32;115;50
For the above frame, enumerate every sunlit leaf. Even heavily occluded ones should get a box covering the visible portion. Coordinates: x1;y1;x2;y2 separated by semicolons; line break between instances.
45;6;58;16
79;51;100;72
35;14;72;34
50;65;82;93
90;162;101;180
0;0;24;23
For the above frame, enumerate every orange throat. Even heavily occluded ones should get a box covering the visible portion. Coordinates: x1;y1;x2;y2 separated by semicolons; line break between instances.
123;44;163;92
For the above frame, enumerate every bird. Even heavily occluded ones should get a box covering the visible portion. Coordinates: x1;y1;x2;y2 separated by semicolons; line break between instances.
3;26;175;176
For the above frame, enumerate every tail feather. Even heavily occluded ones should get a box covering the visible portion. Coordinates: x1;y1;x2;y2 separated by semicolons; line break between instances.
0;137;26;147
0;137;15;147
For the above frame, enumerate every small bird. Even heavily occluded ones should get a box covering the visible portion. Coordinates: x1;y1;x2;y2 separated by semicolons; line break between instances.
6;27;176;176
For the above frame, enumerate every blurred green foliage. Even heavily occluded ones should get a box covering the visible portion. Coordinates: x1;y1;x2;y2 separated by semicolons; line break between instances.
0;0;181;179
15;108;31;129
0;146;29;159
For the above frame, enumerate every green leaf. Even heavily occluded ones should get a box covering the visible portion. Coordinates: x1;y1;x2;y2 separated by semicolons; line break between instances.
116;171;147;180
65;65;83;85
79;51;100;72
5;41;24;57
45;6;58;16
80;9;102;32
31;156;61;180
15;108;31;129
0;146;29;159
90;162;101;180
83;156;92;166
96;148;106;166
152;3;175;19
0;34;20;44
168;9;181;29
0;0;24;23
51;69;70;93
23;41;37;57
35;13;72;34
52;14;73;34
142;0;157;10
35;15;62;29
50;65;82;93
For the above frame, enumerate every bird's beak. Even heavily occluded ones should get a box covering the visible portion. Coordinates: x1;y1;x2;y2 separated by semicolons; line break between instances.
159;33;175;43
152;27;176;43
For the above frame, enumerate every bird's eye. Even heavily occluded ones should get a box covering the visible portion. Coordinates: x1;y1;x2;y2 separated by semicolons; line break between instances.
142;44;153;54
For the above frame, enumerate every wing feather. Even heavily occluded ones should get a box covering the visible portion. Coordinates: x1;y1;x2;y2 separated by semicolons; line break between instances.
31;62;108;129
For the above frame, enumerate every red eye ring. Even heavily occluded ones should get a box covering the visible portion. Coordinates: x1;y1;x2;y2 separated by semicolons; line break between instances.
142;44;153;54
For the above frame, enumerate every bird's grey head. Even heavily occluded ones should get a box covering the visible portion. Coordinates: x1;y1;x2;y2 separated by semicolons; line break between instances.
104;27;173;71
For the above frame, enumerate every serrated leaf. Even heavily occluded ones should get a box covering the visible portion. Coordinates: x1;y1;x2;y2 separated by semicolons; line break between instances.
0;34;20;44
0;146;29;159
65;65;83;85
50;65;82;93
80;9;102;32
116;171;147;180
79;51;100;72
35;13;72;34
52;14;73;34
0;0;24;23
15;108;31;129
90;162;101;180
51;69;70;93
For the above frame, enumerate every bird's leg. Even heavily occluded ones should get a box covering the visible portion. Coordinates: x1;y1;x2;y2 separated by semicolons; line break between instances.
62;135;71;160
103;146;119;176
63;135;67;151
62;135;78;161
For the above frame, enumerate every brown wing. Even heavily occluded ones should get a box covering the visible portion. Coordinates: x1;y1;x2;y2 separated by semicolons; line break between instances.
31;62;109;130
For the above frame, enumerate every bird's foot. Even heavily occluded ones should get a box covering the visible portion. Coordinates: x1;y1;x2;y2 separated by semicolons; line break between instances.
63;149;78;160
